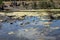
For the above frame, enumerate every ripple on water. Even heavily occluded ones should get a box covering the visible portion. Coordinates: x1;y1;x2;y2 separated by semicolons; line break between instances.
0;16;60;40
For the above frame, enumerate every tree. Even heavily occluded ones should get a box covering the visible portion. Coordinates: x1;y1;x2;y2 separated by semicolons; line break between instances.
0;0;3;5
39;0;56;9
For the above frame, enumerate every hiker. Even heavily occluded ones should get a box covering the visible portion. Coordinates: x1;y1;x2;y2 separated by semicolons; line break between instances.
32;2;37;9
49;14;55;21
0;5;4;11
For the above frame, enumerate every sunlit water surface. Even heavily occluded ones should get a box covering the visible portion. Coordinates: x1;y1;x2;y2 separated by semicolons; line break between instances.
0;16;60;40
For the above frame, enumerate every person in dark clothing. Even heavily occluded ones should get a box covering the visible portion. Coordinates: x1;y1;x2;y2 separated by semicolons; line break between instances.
24;3;29;9
22;2;25;7
49;14;55;21
0;6;2;10
1;5;4;10
32;2;37;9
0;5;4;11
10;3;13;7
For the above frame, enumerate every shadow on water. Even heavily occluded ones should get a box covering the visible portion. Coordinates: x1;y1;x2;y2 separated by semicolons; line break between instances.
0;15;60;40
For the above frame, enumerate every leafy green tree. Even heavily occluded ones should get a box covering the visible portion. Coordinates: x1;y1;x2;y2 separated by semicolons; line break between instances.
0;0;3;5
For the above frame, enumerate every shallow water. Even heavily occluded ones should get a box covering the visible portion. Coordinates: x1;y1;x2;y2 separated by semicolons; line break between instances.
0;16;60;40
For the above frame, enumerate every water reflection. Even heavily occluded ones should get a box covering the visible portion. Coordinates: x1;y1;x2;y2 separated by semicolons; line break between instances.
0;16;60;40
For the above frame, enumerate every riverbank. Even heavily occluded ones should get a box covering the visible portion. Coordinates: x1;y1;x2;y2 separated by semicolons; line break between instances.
0;11;60;17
